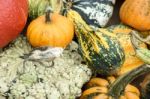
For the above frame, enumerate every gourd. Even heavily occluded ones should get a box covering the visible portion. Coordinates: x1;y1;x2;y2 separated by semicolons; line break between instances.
0;0;28;48
141;74;150;99
67;10;125;75
80;76;140;99
64;0;116;28
28;0;63;19
120;0;150;31
81;63;150;99
107;24;147;75
27;7;74;48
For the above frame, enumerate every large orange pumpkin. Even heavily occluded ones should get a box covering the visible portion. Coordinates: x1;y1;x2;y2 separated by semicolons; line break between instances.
120;0;150;31
27;7;74;48
0;0;28;48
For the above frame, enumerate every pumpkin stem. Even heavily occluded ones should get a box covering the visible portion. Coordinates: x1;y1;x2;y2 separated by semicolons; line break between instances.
108;64;150;99
45;6;53;23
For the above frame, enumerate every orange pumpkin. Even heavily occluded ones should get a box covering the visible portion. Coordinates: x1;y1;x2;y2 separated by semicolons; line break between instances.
120;0;150;31
80;63;150;99
27;7;74;48
80;77;140;99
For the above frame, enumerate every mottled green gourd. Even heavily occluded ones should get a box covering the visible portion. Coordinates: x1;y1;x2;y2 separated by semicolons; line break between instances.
67;10;125;75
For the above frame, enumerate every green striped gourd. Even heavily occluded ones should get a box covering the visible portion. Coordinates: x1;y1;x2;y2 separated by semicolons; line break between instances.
67;10;125;75
64;0;116;28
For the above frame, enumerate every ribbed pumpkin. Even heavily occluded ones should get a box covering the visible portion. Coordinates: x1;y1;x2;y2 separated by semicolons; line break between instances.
107;24;147;75
81;64;150;99
80;76;140;99
67;10;125;75
27;7;74;48
64;0;116;28
120;0;150;31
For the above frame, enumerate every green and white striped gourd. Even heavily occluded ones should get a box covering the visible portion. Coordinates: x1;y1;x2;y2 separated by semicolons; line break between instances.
64;0;116;28
67;10;125;75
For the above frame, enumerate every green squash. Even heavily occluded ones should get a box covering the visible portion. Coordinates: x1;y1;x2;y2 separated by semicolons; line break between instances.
67;10;125;75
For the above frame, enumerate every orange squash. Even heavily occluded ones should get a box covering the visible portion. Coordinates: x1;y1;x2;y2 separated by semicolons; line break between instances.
81;64;150;99
27;7;74;48
120;0;150;31
108;24;147;75
80;76;140;99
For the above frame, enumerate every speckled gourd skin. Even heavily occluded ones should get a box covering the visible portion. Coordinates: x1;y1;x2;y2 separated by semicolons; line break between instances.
67;10;125;75
66;0;116;28
107;24;147;75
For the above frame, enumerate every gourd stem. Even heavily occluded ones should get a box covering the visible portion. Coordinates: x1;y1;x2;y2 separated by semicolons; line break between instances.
45;7;53;23
141;74;150;99
130;31;139;49
108;64;150;99
62;0;73;16
131;31;150;44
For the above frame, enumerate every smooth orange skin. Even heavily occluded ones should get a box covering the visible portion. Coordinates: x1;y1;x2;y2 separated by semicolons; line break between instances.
0;0;28;48
120;0;150;31
27;13;74;48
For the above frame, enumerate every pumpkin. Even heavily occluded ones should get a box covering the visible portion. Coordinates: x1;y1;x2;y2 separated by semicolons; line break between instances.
120;0;150;31
0;0;28;48
141;74;150;99
107;24;147;75
80;76;140;99
27;7;74;48
28;0;63;19
81;64;150;99
64;0;116;28
67;10;125;75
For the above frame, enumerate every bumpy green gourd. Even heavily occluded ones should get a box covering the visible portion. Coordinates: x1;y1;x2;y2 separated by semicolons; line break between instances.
67;10;125;75
28;0;63;19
